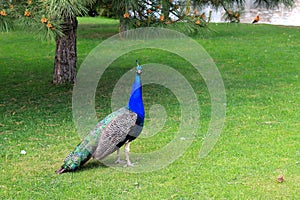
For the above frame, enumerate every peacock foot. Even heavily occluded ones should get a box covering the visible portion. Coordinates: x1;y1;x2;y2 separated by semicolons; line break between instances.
115;159;126;164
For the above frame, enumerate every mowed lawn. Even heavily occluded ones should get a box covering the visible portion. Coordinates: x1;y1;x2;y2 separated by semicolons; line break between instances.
0;17;299;199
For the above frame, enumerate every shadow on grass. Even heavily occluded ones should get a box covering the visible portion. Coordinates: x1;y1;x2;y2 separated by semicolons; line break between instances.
78;160;109;172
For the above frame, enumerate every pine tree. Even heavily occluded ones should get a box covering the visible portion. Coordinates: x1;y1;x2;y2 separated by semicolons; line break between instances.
0;0;95;84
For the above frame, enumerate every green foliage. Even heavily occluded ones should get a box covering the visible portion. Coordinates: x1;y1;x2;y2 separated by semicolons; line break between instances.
42;0;95;19
0;0;17;31
221;4;241;23
222;10;241;23
254;0;295;8
99;0;212;34
0;14;14;31
0;18;299;199
0;0;95;39
0;0;296;36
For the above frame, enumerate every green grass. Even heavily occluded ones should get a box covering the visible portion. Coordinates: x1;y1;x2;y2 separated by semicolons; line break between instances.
0;17;299;199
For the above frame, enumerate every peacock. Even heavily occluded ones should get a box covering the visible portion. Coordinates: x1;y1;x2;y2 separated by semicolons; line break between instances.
56;61;144;174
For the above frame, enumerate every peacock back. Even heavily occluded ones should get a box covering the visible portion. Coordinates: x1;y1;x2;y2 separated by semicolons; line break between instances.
93;107;140;160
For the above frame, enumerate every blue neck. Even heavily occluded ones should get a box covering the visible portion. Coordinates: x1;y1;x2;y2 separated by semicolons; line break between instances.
128;73;144;124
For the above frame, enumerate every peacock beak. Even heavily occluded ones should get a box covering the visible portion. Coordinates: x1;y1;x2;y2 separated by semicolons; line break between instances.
136;69;142;75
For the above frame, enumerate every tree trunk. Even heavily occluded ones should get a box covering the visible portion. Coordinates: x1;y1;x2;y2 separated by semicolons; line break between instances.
119;15;129;33
119;16;130;38
53;17;78;84
162;0;171;19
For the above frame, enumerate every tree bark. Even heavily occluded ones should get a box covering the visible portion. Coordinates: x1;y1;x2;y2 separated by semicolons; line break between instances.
53;17;78;84
119;15;129;33
162;0;171;19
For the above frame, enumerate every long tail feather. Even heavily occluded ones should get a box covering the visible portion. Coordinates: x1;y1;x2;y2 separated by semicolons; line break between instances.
56;141;93;174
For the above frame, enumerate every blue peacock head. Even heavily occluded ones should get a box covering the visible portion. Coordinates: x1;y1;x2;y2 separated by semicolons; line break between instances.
136;60;142;75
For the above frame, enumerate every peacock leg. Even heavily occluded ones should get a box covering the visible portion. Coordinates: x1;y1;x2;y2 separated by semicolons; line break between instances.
124;142;134;167
115;147;123;164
